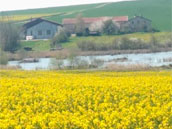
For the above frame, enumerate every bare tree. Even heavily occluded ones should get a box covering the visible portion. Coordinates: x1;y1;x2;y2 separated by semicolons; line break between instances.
75;14;88;36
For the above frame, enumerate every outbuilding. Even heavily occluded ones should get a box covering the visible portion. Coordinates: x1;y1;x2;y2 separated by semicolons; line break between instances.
21;18;62;40
128;16;152;32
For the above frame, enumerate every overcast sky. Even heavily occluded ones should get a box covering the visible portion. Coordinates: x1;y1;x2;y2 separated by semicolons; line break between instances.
0;0;133;11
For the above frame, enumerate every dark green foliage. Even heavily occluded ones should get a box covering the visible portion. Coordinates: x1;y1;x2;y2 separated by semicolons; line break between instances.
149;35;162;52
102;20;119;35
77;36;171;51
0;50;8;65
119;37;149;50
0;22;20;52
51;29;69;47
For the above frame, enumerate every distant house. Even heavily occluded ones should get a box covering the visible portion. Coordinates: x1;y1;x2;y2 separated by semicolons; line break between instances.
62;15;153;34
127;16;152;32
62;16;128;34
21;18;62;40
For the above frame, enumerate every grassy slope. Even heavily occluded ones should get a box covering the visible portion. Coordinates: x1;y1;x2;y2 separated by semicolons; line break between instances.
2;0;172;31
20;40;51;51
20;32;172;51
3;4;99;15
81;0;172;31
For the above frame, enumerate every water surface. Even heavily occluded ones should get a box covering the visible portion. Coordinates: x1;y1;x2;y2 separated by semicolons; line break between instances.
8;51;172;70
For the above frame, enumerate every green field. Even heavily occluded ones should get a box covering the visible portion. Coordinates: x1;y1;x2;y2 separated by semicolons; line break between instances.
20;32;172;51
1;0;172;31
20;40;51;51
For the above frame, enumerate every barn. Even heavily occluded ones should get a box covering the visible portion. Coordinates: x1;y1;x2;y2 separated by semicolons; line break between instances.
62;15;152;34
62;16;128;34
21;18;62;40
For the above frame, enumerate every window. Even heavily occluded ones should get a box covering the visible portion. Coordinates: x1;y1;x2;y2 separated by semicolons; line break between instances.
137;20;140;24
132;21;134;24
30;31;32;36
38;30;42;36
47;30;51;35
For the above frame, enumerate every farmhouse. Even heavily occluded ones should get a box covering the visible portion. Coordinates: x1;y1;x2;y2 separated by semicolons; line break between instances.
63;15;152;34
63;16;128;34
21;18;62;40
128;16;152;32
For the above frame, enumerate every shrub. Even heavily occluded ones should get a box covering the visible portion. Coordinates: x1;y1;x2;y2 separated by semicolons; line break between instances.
67;57;90;69
164;40;172;48
102;20;119;35
75;14;89;36
119;37;148;50
50;59;64;70
51;29;69;47
0;21;20;52
77;36;168;51
77;40;97;51
149;35;162;52
0;50;8;65
16;49;28;60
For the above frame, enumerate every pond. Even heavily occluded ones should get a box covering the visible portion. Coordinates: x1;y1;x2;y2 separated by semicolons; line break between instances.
8;51;172;70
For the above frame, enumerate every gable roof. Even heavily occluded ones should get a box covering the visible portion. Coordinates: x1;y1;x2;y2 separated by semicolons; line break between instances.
63;16;128;25
129;16;152;22
112;16;128;22
23;18;62;29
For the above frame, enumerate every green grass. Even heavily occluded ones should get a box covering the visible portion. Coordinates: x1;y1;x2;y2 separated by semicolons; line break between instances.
20;32;172;51
20;40;51;51
62;32;172;48
1;0;171;31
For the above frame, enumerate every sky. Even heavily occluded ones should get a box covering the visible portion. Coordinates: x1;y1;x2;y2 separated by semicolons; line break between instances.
0;0;131;11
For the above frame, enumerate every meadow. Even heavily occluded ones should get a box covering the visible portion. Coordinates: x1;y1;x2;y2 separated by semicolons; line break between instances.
0;70;172;128
1;0;171;31
20;32;172;51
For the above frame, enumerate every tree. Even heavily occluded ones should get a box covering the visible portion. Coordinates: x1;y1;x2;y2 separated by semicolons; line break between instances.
102;20;119;35
75;14;88;36
0;21;20;52
51;28;69;47
0;49;8;65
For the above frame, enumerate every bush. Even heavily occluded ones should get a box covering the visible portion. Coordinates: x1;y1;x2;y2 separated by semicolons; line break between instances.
118;37;148;50
0;50;8;65
102;20;119;35
74;14;89;36
149;35;162;52
0;21;20;52
16;49;28;60
77;36;170;51
51;29;69;47
50;59;64;70
77;40;97;51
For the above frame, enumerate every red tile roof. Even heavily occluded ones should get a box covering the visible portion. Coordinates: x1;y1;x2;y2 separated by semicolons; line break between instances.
63;16;128;25
112;16;128;22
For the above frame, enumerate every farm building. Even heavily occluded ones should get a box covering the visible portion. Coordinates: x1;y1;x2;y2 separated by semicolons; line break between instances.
62;16;128;34
62;15;152;34
21;18;62;40
127;16;152;32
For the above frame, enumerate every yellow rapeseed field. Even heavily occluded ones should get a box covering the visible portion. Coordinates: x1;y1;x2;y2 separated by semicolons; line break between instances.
0;70;171;129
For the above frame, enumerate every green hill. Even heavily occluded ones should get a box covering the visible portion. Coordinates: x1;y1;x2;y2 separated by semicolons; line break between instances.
2;0;172;31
